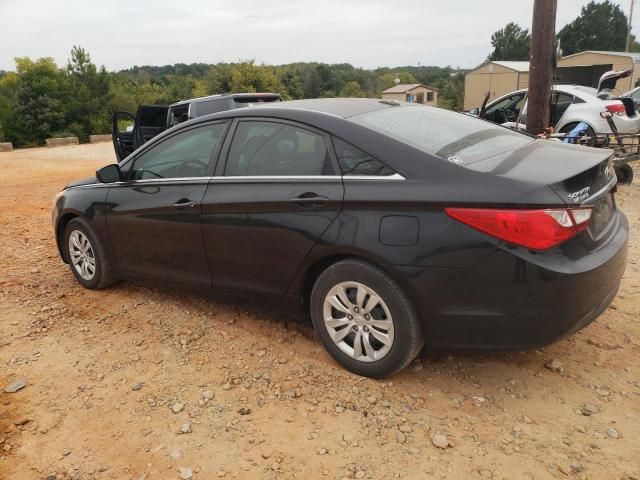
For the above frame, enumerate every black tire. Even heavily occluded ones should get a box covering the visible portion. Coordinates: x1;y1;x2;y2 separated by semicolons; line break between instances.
310;259;424;378
615;164;634;185
63;218;117;289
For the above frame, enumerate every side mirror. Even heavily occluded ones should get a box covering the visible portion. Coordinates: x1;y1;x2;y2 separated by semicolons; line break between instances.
96;164;122;183
469;108;479;115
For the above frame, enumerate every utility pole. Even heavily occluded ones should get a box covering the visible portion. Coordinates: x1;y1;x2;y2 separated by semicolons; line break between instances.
626;0;635;52
526;0;558;136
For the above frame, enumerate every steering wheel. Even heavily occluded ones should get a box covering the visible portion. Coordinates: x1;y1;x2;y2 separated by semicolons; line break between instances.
176;159;207;177
498;107;516;123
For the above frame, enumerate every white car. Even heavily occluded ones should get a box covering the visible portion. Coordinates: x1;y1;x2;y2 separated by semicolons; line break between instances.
474;84;640;135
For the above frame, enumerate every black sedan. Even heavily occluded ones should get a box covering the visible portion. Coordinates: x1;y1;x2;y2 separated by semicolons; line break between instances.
52;98;628;378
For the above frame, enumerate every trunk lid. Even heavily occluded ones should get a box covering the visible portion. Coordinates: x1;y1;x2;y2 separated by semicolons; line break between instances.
597;69;632;92
466;139;618;240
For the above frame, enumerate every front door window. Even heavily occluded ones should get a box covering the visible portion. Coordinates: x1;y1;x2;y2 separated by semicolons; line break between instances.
130;123;227;179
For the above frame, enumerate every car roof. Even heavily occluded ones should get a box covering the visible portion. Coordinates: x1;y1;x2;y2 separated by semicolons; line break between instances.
248;98;400;119
493;85;600;102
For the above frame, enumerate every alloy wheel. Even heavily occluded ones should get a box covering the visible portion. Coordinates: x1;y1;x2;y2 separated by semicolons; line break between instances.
322;281;395;362
68;229;96;281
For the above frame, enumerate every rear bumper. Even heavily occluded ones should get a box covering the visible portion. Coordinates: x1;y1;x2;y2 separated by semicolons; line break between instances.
611;114;640;134
400;212;629;351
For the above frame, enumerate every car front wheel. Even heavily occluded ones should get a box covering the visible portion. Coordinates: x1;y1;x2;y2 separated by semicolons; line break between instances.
310;259;424;378
64;218;117;289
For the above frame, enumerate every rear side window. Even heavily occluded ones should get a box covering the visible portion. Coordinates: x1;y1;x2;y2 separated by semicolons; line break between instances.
551;92;574;125
332;137;395;176
225;121;334;176
194;99;230;116
350;105;533;165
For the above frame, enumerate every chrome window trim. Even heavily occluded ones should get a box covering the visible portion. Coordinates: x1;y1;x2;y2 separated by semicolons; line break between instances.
115;176;212;184
343;173;405;181
70;173;405;188
210;173;405;182
211;175;342;182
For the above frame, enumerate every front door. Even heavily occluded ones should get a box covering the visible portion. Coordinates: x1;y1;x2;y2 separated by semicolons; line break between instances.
485;92;526;124
106;121;228;287
112;111;136;162
201;119;344;297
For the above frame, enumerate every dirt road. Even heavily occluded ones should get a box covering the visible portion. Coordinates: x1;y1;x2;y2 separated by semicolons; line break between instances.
0;143;639;480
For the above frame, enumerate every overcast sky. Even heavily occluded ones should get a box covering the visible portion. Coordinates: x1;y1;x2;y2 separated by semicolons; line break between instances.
0;0;637;72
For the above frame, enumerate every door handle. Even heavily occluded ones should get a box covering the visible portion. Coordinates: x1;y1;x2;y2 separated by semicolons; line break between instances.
289;192;329;208
172;200;198;208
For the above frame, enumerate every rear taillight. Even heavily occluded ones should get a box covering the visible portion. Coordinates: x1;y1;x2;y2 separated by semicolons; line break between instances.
606;103;626;116
445;207;593;250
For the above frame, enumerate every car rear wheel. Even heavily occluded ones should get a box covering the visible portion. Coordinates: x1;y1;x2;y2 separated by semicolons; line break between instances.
310;259;424;378
559;122;596;144
64;218;117;289
615;163;634;185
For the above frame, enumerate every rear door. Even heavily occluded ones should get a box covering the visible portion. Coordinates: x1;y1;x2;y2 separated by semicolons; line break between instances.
106;121;229;287
134;105;169;150
201;118;344;297
550;91;574;126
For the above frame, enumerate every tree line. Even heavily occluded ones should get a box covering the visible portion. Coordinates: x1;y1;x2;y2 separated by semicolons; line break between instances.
488;0;639;61
0;47;464;147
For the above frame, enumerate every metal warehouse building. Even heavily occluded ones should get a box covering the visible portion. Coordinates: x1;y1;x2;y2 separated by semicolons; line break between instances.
463;61;529;110
464;51;640;110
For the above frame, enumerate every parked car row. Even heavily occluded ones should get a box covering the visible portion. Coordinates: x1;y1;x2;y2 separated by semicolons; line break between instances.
55;98;628;378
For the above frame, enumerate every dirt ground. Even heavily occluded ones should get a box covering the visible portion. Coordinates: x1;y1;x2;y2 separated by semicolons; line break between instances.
0;143;638;480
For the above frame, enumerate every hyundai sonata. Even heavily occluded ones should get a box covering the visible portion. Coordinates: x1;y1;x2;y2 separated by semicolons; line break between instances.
53;98;628;378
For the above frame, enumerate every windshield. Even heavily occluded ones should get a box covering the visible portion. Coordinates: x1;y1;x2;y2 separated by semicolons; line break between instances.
350;104;534;164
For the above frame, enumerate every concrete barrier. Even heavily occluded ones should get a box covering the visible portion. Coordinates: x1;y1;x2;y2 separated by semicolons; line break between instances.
90;134;112;144
45;137;79;148
0;142;13;152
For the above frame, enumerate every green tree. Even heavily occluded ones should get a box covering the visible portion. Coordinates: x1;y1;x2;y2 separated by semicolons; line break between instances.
0;54;469;147
437;74;464;111
0;72;19;141
66;46;111;140
276;66;304;100
558;1;628;55
488;22;530;61
107;75;138;113
10;57;69;146
230;60;277;93
201;64;234;94
303;68;322;98
339;81;365;97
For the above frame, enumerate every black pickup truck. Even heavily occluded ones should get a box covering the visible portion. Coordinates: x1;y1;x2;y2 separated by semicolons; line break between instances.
112;92;282;162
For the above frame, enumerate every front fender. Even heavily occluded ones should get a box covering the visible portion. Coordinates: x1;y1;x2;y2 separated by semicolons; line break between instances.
52;185;111;263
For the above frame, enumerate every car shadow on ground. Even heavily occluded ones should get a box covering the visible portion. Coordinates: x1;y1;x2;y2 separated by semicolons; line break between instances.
102;278;552;384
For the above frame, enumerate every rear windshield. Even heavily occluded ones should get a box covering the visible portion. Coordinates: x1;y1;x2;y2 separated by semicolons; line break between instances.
350;105;534;164
195;99;231;116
